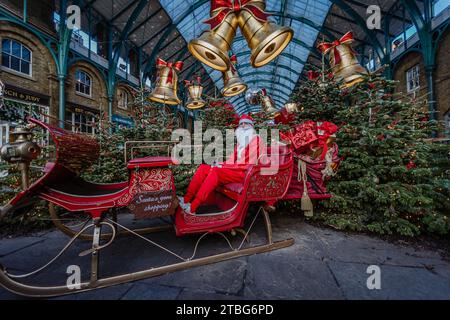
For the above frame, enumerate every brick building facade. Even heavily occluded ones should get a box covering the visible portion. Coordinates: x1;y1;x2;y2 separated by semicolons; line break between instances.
393;27;450;135
0;19;188;136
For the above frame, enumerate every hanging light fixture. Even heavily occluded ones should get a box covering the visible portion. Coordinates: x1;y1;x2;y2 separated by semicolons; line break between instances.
184;77;206;109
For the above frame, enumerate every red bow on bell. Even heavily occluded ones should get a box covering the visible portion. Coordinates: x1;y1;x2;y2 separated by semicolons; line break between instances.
156;58;184;84
307;70;320;81
317;31;355;65
204;0;270;30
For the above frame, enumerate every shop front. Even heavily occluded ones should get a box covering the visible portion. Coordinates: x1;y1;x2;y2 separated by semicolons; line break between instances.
0;83;50;146
112;114;134;129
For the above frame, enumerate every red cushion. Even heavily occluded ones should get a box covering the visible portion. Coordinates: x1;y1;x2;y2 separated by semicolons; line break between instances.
216;183;244;201
127;156;179;169
223;183;244;194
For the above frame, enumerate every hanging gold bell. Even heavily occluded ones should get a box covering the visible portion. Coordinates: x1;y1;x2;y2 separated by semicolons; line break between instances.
185;79;205;110
318;32;368;88
237;1;293;68
284;102;299;113
329;45;367;88
221;55;247;97
260;91;279;117
149;58;183;105
188;10;239;72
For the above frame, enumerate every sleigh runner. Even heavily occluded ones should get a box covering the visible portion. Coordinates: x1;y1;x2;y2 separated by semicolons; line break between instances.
0;118;298;297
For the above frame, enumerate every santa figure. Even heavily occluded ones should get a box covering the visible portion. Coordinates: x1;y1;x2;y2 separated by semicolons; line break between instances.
179;114;265;214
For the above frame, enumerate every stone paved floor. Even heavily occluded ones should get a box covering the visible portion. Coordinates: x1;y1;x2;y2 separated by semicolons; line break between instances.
0;214;449;300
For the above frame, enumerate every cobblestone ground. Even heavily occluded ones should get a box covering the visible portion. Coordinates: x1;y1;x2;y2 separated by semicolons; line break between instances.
1;214;449;300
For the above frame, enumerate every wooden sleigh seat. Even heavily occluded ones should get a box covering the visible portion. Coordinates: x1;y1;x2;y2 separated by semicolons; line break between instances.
175;144;293;236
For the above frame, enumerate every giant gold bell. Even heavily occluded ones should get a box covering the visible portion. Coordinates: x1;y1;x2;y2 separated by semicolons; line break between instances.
189;12;238;72
186;84;205;109
149;65;181;105
260;95;279;118
238;1;293;68
329;44;368;88
222;67;247;97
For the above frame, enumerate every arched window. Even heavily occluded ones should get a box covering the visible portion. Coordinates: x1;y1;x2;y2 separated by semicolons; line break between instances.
117;88;129;110
176;113;184;129
1;39;32;76
75;70;91;96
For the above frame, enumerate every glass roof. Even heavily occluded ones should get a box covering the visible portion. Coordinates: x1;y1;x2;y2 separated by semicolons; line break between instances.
160;0;332;114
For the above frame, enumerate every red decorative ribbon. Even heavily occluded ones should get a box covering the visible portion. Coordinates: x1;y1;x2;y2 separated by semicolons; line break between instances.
184;76;203;87
260;88;267;96
204;0;270;30
156;58;184;84
317;121;338;160
307;70;320;80
317;31;354;65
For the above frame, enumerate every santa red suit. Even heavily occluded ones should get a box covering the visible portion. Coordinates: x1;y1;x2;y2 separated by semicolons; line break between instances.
182;115;265;213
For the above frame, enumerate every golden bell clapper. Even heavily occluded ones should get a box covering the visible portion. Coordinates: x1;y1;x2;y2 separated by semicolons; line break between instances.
221;54;248;97
260;88;279;117
284;102;299;113
188;5;239;71
237;0;293;67
185;77;206;109
318;32;368;88
149;58;183;105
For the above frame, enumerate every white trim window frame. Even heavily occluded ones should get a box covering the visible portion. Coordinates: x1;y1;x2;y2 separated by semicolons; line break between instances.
406;64;420;93
75;70;92;97
70;111;96;135
1;38;32;76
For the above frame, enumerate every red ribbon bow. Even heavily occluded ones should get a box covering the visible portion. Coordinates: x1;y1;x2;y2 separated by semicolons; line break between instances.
204;0;270;30
318;31;355;65
156;58;184;84
184;76;202;87
317;121;338;160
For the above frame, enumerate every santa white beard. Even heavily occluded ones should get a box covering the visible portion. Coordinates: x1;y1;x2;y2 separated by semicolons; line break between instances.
235;127;255;159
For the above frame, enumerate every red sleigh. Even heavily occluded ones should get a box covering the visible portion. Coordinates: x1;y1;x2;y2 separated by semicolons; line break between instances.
0;118;296;297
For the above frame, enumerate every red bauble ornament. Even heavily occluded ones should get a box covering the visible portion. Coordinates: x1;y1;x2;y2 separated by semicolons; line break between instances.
406;161;416;170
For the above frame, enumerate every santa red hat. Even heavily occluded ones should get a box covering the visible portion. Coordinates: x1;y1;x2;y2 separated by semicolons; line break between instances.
239;114;254;126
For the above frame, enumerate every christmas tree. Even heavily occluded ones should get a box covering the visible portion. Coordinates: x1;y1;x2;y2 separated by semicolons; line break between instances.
290;72;450;236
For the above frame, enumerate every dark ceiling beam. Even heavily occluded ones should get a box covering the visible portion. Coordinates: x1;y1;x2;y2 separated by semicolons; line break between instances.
157;33;183;56
180;60;200;77
342;0;412;24
328;12;388;37
128;7;163;36
110;0;141;23
138;22;172;50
